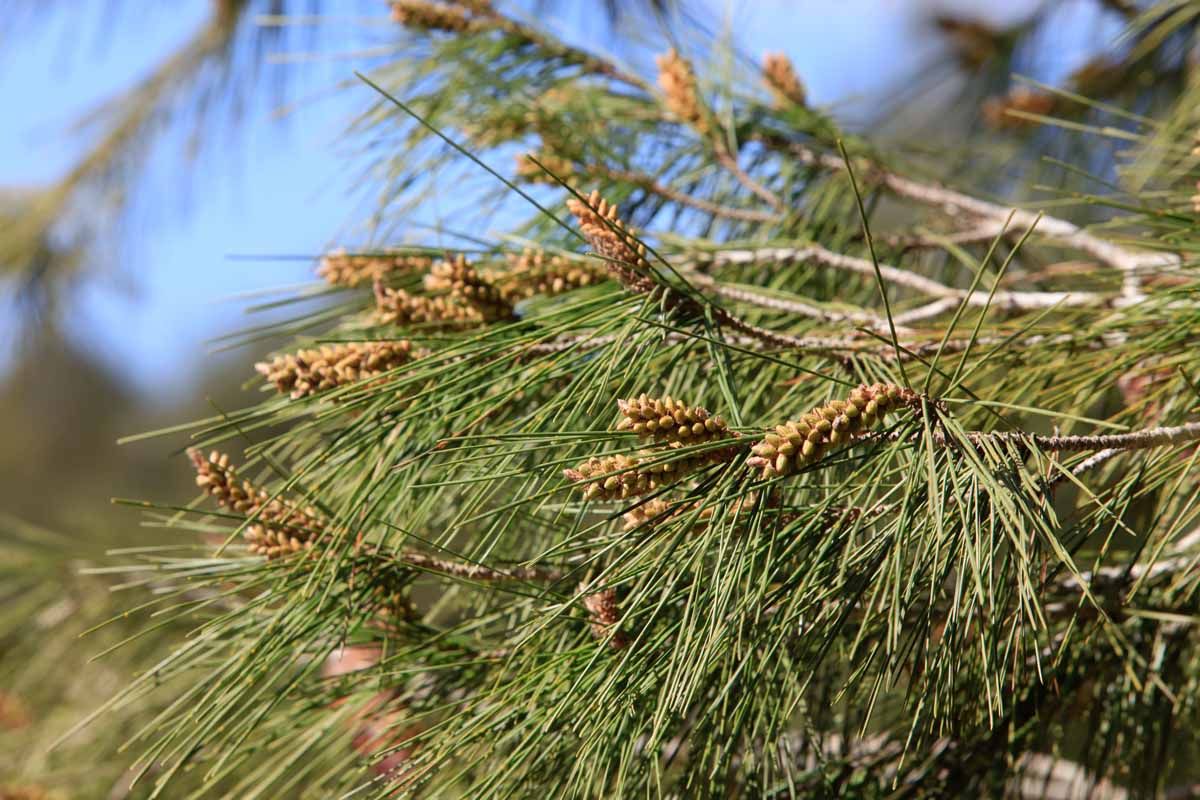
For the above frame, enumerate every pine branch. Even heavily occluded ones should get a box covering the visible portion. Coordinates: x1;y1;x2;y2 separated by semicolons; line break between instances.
682;243;1116;311
73;6;1200;796
685;271;900;331
783;141;1179;301
524;327;1130;360
189;448;565;582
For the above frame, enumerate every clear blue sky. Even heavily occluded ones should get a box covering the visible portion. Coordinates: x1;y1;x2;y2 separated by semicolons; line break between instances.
0;0;1113;401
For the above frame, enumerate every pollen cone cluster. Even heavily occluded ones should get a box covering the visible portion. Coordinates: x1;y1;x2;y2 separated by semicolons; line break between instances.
423;255;515;321
622;492;784;532
655;48;708;134
515;150;576;185
580;584;627;650
747;383;918;479
318;250;434;288
566;190;653;290
504;248;606;297
564;454;651;501
565;441;732;501
617;395;730;445
255;341;420;399
568;395;740;500
762;52;806;107
622;498;677;531
390;0;477;31
374;283;485;328
189;449;325;558
621;497;723;532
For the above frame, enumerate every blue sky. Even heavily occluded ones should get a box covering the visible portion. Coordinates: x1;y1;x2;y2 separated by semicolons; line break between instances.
0;0;1115;402
0;2;371;401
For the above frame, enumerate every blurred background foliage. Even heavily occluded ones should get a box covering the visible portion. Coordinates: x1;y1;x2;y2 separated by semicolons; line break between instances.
0;327;245;797
2;0;1198;796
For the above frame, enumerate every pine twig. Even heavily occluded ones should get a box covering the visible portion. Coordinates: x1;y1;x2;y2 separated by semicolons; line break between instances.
714;147;786;212
963;421;1200;453
396;550;563;583
684;271;902;331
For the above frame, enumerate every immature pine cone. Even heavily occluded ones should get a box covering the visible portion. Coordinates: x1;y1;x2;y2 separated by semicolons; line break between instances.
747;383;918;479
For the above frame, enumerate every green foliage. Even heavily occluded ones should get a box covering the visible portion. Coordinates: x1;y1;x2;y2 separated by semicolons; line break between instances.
15;1;1200;797
0;517;193;799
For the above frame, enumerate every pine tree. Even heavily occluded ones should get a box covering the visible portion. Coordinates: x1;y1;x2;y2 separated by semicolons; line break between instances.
12;1;1200;797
